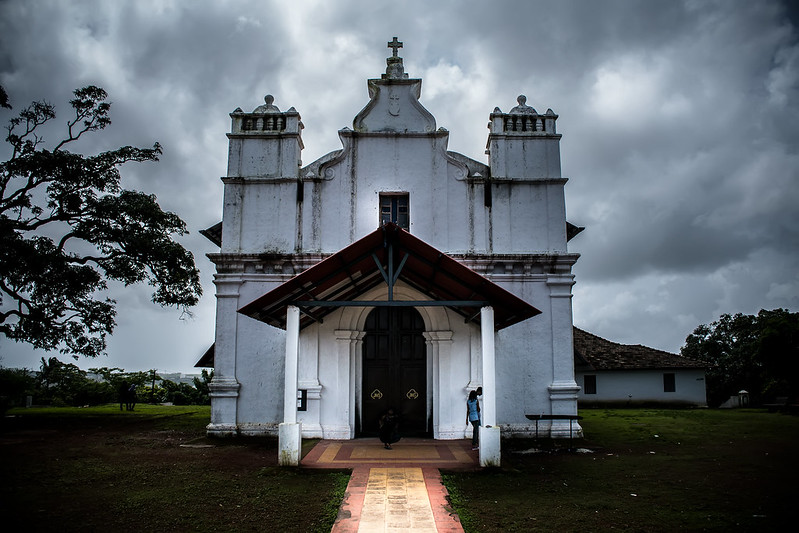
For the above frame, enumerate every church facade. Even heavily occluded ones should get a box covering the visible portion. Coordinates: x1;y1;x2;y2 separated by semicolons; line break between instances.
203;40;583;465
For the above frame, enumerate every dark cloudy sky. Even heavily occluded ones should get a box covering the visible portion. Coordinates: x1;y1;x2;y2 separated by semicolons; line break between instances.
1;0;797;374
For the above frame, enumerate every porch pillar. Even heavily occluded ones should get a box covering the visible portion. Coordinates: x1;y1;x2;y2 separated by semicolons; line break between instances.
479;306;501;467
279;305;302;466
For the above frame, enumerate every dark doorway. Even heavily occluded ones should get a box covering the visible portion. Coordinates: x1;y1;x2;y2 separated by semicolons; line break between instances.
360;306;429;437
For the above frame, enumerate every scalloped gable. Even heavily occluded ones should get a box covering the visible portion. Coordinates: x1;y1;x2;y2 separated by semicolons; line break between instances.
351;40;436;133
353;78;436;133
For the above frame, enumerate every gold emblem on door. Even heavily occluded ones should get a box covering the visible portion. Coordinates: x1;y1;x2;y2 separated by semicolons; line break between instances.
370;389;383;400
406;388;419;400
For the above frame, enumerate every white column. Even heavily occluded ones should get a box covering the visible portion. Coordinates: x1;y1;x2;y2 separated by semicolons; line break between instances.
479;306;501;467
279;305;302;466
480;306;497;426
283;305;300;424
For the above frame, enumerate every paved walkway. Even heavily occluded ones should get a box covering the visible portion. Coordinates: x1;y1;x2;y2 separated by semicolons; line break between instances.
302;438;476;532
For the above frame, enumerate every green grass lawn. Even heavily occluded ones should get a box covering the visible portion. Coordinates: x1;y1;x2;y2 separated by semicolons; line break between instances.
443;408;799;532
0;404;347;532
3;406;797;532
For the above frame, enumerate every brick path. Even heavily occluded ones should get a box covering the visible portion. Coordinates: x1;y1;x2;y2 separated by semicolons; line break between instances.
301;438;476;532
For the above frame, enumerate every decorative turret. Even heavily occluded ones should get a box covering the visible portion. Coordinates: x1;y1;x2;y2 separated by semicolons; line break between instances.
221;95;305;254
486;95;561;181
227;95;304;179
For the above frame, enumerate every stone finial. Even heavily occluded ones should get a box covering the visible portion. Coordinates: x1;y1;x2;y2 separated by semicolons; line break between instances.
383;36;409;79
510;95;536;114
253;94;281;113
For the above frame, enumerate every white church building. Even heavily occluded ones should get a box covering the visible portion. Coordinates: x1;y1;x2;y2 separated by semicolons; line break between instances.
201;39;583;465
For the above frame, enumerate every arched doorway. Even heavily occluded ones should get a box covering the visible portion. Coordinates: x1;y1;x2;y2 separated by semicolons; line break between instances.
359;306;429;437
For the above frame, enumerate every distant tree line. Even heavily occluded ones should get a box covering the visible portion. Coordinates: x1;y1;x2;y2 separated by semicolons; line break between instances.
682;308;799;407
0;357;212;412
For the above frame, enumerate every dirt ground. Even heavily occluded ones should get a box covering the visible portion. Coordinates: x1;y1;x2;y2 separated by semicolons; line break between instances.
0;410;347;532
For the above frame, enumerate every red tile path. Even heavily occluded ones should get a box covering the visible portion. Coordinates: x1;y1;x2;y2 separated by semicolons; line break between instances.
303;438;476;532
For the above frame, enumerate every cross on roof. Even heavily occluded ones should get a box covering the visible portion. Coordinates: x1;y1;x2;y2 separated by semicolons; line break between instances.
387;37;403;57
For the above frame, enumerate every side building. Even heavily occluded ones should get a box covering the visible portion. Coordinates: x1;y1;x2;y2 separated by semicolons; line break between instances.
573;328;707;407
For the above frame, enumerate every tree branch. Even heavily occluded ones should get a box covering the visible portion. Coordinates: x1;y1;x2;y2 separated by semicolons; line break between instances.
0;309;24;324
0;279;31;316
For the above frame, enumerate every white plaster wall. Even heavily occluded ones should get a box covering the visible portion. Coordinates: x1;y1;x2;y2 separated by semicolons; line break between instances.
488;181;568;254
489;137;562;180
495;316;553;423
235;279;287;431
494;278;558;424
220;179;299;254
238;181;298;253
300;138;568;256
309;134;472;253
227;132;301;179
434;311;477;439
211;276;291;434
315;311;361;439
214;79;580;438
444;165;476;254
576;369;707;406
234;316;286;430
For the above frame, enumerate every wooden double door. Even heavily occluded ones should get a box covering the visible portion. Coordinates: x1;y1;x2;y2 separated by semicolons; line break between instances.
360;307;429;437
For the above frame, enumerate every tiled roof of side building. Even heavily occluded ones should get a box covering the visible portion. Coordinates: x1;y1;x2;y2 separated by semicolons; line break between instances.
573;327;706;371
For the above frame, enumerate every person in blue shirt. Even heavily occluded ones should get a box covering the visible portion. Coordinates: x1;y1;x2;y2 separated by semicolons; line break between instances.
466;390;481;450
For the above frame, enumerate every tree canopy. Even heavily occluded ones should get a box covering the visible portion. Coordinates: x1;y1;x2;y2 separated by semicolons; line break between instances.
1;85;202;358
681;308;799;406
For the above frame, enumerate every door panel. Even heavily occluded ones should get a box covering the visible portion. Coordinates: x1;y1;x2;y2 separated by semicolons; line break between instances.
361;307;428;436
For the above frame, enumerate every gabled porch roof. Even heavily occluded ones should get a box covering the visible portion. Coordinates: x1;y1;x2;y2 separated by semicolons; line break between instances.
238;222;540;330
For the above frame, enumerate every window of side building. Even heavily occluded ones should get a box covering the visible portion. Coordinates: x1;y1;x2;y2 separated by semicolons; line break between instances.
583;374;597;395
663;372;676;393
380;193;409;230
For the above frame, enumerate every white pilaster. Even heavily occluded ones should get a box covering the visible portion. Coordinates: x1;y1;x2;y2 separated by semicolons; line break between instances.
298;323;322;437
207;276;241;436
425;331;453;439
547;274;582;438
328;330;360;439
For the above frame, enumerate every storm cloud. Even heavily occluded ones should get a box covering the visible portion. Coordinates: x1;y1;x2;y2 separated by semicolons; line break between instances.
1;0;797;372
